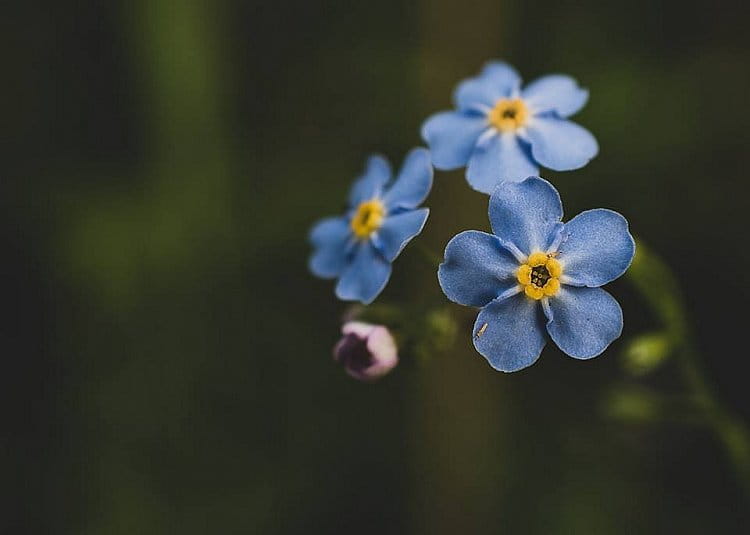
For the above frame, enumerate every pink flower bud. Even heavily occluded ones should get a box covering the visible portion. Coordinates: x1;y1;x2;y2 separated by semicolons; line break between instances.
333;322;398;382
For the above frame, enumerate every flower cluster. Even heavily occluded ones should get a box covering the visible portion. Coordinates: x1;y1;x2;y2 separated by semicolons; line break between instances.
309;60;633;378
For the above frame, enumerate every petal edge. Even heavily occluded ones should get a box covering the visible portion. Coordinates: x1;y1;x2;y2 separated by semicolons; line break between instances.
473;293;547;372
545;286;623;359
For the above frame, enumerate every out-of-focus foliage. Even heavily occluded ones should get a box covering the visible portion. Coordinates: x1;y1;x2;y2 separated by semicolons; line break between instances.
622;332;672;375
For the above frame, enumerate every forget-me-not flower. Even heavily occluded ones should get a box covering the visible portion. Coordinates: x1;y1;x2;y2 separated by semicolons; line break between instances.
309;148;432;304
422;61;598;194
333;322;398;381
438;177;634;372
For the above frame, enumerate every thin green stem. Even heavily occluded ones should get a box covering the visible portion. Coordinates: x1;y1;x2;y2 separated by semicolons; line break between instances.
627;240;750;498
681;344;750;496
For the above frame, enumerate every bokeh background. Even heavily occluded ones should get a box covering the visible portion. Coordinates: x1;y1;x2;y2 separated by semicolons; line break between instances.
3;0;750;533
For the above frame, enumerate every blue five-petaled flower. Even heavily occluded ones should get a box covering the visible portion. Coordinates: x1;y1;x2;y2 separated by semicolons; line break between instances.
422;61;598;194
438;177;635;372
309;148;433;304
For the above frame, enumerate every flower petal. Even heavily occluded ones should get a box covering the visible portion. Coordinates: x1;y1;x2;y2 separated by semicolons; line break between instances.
308;217;353;278
489;176;563;256
558;209;635;287
454;61;522;111
467;132;540;194
374;208;429;262
438;230;520;307
341;321;378;339
524;117;598;171
364;326;398;375
349;155;392;206
421;111;487;170
335;241;392;304
544;286;623;359
522;75;589;118
473;293;546;372
383;148;433;210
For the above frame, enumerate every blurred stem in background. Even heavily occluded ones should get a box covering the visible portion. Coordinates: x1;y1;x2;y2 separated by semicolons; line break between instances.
615;241;750;498
411;0;512;531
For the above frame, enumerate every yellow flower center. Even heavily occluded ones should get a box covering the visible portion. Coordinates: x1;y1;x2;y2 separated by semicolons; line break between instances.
516;252;562;300
488;98;529;132
350;199;386;239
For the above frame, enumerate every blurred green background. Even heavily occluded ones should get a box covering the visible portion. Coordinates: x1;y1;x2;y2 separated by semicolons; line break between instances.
3;0;750;533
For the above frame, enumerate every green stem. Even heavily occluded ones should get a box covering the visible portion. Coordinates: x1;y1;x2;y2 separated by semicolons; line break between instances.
627;240;750;497
681;344;750;496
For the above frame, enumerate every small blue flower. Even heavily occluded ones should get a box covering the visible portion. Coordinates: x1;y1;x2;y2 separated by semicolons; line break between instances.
421;61;598;194
309;148;433;304
438;177;634;372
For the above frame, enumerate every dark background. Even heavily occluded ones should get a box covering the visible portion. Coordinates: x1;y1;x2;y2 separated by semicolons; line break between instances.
2;0;750;533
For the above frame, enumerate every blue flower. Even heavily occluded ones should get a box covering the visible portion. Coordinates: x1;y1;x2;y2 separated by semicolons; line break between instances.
309;148;433;304
421;61;598;194
438;177;634;372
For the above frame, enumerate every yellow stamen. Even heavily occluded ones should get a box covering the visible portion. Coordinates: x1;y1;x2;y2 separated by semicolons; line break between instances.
488;98;529;132
524;285;545;300
546;257;562;278
516;251;563;300
516;264;532;286
543;278;560;296
526;252;549;267
350;199;386;239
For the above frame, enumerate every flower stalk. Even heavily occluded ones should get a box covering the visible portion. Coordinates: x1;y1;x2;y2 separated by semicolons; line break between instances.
626;240;750;498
